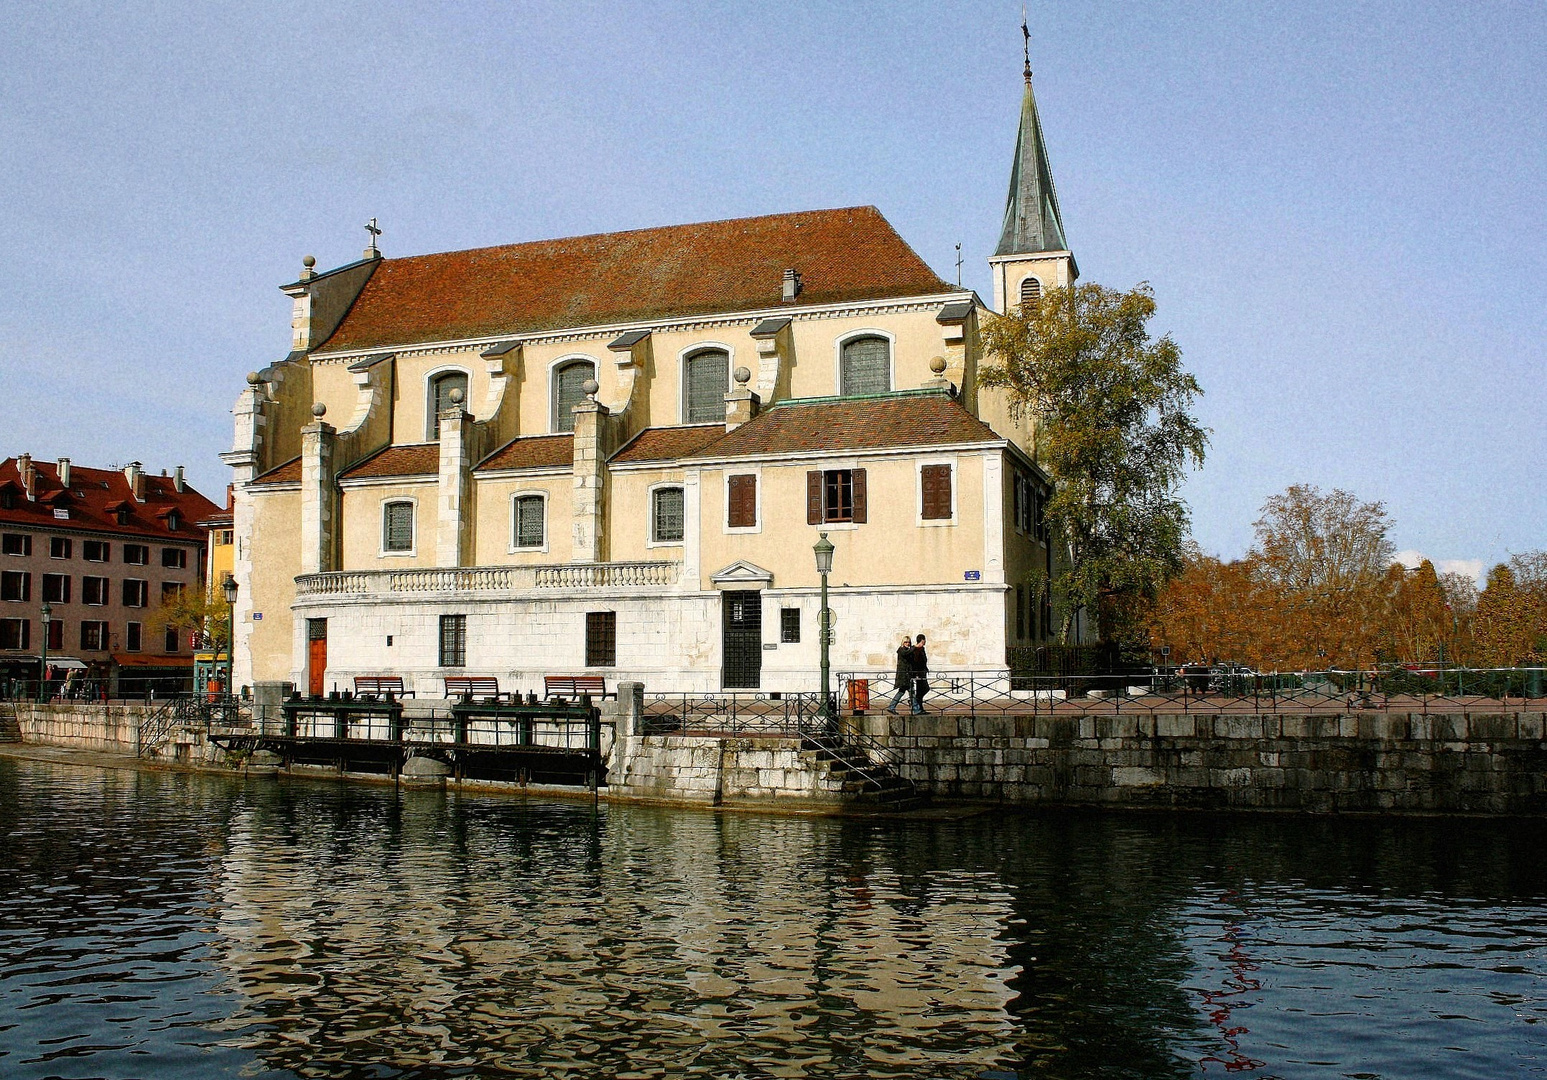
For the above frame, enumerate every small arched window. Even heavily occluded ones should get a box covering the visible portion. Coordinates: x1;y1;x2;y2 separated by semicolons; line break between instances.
427;371;469;439
1019;276;1042;312
683;348;729;424
839;336;890;396
553;360;596;433
382;501;414;553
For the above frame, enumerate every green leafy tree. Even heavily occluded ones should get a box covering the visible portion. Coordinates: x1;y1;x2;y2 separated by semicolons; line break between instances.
980;281;1207;644
157;587;231;652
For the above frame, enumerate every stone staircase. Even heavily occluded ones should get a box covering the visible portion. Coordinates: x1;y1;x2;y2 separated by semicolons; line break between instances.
0;702;21;743
801;733;925;810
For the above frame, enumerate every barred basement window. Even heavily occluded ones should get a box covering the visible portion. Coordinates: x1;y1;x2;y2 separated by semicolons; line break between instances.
585;611;616;667
553;359;596;433
513;495;545;550
1019;276;1042;311
839;336;891;396
683;348;729;424
652;487;684;543
383;501;415;553
781;607;801;643
439;615;467;668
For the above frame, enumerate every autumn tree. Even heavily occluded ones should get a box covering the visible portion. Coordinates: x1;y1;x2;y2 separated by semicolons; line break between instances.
156;587;231;652
1473;552;1547;665
979;281;1207;645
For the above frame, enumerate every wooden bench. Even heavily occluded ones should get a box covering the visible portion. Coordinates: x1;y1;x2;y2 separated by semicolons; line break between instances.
544;674;614;701
354;675;413;698
444;675;505;703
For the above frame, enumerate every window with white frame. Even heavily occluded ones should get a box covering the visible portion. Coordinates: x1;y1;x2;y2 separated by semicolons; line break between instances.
683;348;729;424
839;336;890;396
652;487;684;544
553;359;596;433
383;501;415;554
427;371;469;439
513;495;545;550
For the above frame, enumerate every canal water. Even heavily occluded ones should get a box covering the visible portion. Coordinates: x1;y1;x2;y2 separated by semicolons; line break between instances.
0;757;1543;1079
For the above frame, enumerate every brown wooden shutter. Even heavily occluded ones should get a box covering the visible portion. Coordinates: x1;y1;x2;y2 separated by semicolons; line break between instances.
921;464;952;519
807;471;822;525
728;474;756;528
852;468;867;523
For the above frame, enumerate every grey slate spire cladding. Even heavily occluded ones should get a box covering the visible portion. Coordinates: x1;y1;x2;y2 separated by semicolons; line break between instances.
994;71;1068;257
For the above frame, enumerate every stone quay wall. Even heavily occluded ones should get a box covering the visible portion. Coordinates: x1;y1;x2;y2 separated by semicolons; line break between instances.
851;709;1547;814
607;735;855;808
13;702;151;757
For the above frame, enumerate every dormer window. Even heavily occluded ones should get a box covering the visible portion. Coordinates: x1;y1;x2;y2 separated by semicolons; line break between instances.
165;510;180;531
427;371;469;439
1019;276;1042;312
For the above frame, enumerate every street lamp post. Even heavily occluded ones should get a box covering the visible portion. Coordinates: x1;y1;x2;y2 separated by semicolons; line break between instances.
813;533;835;731
221;575;238;699
38;602;52;703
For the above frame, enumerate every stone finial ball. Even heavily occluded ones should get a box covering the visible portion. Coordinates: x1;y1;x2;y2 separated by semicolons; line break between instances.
733;366;752;385
311;402;327;418
582;378;600;397
930;356;948;374
448;387;465;405
246;371;262;385
302;255;316;268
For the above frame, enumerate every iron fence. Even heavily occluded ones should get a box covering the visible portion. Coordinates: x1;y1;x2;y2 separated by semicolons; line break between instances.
837;668;1547;717
642;691;829;737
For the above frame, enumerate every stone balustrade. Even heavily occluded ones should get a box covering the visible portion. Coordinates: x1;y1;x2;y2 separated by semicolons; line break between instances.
295;560;680;600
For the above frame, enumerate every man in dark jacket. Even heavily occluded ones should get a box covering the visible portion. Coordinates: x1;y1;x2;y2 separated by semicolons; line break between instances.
886;634;914;714
910;634;930;714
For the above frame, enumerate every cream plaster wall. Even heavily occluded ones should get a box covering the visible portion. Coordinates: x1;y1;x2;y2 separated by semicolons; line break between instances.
471;474;575;564
695;454;989;591
607;466;690;563
341;481;438;569
393;349;491;441
514;340;613;435
247;489;301;683
784;309;951;400
309;363;360;432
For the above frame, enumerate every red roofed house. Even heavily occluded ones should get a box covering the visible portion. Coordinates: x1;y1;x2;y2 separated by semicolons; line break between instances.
0;456;222;697
227;71;1082;696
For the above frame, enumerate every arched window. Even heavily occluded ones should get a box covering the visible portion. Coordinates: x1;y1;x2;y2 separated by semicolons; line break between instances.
382;500;414;553
683;348;729;424
839;336;890;396
553;360;596;433
1019;276;1042;312
512;494;545;550
427;371;469;439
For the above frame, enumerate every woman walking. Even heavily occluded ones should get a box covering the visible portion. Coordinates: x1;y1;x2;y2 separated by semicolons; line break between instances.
886;634;914;714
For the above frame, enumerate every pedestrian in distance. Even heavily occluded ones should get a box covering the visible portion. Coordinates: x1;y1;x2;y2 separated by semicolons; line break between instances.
910;634;930;714
886;633;914;714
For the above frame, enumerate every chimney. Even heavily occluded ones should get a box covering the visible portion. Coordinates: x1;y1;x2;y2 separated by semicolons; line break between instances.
173;466;185;493
18;453;35;500
57;457;70;487
124;461;144;502
782;268;802;302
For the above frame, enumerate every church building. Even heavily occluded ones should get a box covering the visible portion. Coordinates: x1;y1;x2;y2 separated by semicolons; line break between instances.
226;66;1078;696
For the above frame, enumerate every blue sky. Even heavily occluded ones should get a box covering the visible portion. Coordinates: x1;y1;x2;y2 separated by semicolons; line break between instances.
1;1;1541;575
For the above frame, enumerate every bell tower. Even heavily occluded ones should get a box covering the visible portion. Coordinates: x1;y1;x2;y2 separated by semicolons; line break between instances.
987;21;1077;314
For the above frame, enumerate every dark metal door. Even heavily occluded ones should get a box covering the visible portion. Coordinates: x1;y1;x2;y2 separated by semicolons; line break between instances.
306;618;327;698
721;591;762;689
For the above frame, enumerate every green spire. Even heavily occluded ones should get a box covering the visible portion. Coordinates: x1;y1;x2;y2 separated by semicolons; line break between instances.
994;44;1068;257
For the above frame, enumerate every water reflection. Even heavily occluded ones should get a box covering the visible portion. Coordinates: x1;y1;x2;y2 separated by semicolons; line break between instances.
1;757;1545;1079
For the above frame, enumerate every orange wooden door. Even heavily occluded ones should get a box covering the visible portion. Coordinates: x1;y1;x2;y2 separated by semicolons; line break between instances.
306;619;327;697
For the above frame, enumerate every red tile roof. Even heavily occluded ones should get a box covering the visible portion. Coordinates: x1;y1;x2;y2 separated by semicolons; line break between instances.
251;457;302;486
610;425;730;465
678;391;1002;460
475;434;573;472
318;207;956;353
0;458;221;542
338;444;440;480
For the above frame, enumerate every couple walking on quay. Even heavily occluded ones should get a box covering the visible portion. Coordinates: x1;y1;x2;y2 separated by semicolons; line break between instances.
887;633;930;715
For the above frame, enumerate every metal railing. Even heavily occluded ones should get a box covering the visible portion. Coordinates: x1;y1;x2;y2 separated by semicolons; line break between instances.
642;692;825;737
838;668;1547;717
295;560;680;599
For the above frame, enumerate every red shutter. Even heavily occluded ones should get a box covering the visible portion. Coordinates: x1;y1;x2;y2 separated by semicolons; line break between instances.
729;475;756;528
921;464;952;519
807;471;822;525
852;468;867;523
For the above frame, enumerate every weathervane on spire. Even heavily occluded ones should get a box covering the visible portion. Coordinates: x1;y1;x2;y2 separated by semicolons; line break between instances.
1022;6;1032;82
364;217;382;257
